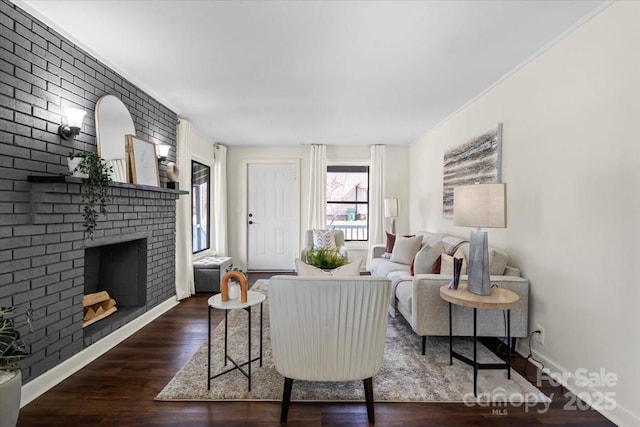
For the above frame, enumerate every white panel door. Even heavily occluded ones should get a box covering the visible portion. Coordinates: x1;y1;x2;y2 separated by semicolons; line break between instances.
247;163;297;270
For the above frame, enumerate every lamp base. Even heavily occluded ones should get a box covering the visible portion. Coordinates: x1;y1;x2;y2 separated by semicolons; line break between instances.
467;229;491;296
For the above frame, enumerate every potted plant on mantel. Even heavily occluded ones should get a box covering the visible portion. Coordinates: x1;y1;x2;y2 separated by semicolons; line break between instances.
68;152;113;239
0;307;32;427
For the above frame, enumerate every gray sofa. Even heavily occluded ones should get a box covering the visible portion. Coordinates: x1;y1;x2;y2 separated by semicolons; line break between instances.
370;231;529;354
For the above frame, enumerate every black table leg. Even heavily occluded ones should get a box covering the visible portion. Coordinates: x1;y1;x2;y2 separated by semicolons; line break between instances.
224;309;228;366
207;305;211;390
259;302;263;367
448;302;453;365
507;309;511;379
473;307;478;397
248;306;252;391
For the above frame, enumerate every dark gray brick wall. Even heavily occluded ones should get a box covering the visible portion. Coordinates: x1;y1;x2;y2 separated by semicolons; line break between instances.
1;0;179;383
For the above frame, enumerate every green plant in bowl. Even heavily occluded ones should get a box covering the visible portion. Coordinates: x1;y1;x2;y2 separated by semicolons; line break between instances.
305;248;348;269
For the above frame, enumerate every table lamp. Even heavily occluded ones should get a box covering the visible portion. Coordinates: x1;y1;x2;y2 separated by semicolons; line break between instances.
384;198;399;234
453;183;506;295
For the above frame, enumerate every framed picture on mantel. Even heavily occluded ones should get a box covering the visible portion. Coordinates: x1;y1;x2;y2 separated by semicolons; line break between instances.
126;135;160;187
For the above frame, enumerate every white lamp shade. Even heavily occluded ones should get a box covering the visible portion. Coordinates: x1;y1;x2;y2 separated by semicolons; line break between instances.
156;144;171;159
384;198;398;218
62;107;86;129
453;183;506;228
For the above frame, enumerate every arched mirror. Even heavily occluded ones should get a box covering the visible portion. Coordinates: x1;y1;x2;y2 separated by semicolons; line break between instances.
95;95;136;183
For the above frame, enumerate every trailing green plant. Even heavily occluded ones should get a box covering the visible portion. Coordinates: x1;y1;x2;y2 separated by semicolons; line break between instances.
305;247;348;269
0;307;32;371
69;151;113;239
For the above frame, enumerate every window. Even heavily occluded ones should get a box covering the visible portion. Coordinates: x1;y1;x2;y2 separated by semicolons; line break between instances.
192;160;210;253
326;165;369;241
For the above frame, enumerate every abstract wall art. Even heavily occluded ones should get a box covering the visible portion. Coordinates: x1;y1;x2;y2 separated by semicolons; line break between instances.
443;123;502;216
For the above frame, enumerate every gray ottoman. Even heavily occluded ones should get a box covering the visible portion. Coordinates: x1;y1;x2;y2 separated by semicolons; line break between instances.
193;257;233;293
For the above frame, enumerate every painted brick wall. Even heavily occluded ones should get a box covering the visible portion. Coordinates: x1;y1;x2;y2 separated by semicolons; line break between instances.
1;0;179;382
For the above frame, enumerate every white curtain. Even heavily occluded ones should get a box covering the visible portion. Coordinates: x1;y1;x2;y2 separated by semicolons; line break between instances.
175;119;195;300
212;144;228;256
368;145;385;268
308;144;327;230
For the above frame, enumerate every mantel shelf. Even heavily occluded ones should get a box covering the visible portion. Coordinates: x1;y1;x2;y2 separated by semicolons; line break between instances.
28;175;188;195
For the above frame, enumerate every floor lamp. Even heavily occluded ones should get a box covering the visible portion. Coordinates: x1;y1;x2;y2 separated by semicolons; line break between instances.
384;198;398;234
453;183;506;296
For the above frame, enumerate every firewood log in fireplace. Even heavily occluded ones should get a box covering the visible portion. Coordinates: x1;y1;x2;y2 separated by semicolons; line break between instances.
83;291;117;328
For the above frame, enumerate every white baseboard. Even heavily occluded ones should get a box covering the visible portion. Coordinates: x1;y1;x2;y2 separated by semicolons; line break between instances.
515;341;639;427
20;297;180;407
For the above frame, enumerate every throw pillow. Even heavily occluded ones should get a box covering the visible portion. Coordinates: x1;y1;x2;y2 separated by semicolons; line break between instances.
295;258;361;277
489;248;509;275
385;232;396;253
295;258;326;276
330;260;362;277
413;241;445;274
390;235;422;265
440;253;468;275
312;229;336;250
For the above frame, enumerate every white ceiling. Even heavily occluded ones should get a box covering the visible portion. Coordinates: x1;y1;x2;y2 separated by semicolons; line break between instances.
18;0;607;146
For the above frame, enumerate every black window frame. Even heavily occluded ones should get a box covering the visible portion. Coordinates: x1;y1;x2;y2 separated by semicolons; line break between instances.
326;165;370;242
191;160;210;254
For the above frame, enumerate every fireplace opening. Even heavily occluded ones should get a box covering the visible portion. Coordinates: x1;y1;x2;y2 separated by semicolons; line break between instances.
83;238;147;345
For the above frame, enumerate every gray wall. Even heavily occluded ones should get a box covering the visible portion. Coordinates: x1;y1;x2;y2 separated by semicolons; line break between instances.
0;0;179;382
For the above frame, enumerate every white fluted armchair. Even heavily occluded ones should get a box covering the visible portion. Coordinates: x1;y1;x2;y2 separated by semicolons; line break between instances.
268;275;392;424
300;229;349;262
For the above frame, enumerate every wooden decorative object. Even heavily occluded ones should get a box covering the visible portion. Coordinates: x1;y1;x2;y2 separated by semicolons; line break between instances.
220;271;248;303
82;291;117;328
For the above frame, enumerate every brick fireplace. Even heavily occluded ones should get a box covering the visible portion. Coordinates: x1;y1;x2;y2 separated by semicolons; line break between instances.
27;176;183;365
0;0;181;384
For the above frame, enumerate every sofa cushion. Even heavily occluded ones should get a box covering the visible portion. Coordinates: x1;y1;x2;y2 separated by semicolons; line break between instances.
413;241;445;274
312;229;337;250
417;231;446;247
370;257;411;277
390;235;422;265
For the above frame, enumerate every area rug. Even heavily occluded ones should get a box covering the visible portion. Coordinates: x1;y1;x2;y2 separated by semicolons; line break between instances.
156;280;549;404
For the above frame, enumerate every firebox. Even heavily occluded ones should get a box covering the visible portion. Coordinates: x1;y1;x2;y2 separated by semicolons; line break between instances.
83;238;148;343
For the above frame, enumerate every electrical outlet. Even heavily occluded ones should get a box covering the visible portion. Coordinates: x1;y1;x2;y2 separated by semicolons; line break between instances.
534;324;545;346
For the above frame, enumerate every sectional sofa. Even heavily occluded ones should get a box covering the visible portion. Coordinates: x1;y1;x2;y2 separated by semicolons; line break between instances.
370;231;529;354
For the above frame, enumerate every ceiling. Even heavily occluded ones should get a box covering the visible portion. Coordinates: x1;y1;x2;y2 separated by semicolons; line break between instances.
18;0;607;147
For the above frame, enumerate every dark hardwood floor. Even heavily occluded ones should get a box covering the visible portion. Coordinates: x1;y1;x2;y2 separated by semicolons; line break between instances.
18;273;614;426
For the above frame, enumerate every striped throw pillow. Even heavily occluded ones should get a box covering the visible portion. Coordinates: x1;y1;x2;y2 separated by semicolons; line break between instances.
313;229;337;250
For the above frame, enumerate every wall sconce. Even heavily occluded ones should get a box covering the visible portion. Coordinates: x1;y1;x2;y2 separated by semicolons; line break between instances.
156;144;171;162
58;107;86;141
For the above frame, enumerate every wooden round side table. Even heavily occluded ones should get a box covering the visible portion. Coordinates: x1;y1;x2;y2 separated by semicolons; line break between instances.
440;284;519;397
